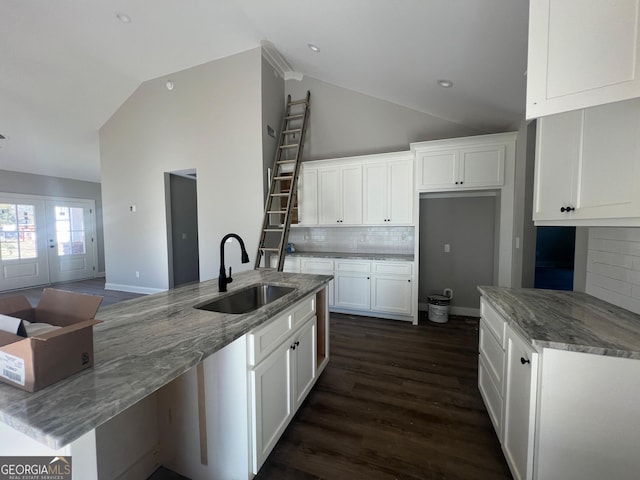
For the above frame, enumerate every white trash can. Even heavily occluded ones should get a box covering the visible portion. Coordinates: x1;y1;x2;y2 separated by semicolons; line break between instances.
427;294;451;323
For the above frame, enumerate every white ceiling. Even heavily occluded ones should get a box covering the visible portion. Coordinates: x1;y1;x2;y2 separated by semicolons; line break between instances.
0;0;529;183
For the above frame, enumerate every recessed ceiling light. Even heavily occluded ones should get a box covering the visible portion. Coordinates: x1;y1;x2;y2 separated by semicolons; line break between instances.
116;12;132;24
437;79;453;88
308;44;320;53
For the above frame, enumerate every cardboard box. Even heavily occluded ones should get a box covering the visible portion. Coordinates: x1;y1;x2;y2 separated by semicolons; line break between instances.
0;289;102;392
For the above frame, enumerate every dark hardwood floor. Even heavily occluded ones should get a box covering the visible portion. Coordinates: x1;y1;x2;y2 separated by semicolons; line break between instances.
0;277;143;309
256;312;511;480
1;279;510;479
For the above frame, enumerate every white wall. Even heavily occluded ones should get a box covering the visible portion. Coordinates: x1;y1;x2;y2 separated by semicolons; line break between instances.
586;227;640;315
100;48;264;292
285;76;482;162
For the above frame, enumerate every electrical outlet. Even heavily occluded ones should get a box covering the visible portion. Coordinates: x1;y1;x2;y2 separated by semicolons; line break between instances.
444;244;450;253
135;271;140;278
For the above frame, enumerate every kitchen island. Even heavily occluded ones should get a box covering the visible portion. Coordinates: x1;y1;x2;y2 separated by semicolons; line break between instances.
0;270;332;479
477;286;640;480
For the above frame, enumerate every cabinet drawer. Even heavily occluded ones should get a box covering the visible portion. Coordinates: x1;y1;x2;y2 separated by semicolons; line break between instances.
247;312;292;366
292;294;316;327
478;354;503;441
300;258;334;271
334;259;370;273
479;319;505;391
480;298;507;348
371;261;412;275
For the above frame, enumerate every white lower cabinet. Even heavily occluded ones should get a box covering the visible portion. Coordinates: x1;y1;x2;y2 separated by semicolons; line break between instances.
300;257;334;307
247;290;327;475
249;340;292;473
479;297;640;480
334;272;371;310
370;275;412;315
502;325;537;480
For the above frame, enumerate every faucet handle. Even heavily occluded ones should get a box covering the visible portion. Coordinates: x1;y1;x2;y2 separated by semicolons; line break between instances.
228;266;233;284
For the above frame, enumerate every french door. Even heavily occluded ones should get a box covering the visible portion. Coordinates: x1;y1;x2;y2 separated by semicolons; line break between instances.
45;200;96;283
0;195;97;291
0;196;49;290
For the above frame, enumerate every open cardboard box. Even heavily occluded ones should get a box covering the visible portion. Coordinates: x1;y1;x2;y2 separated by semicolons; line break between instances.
0;288;102;392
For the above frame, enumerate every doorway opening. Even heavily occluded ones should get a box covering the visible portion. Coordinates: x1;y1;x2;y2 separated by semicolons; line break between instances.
534;226;576;291
165;170;200;288
418;192;498;317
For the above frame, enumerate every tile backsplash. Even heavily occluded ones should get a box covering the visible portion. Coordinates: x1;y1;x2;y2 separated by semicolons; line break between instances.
288;226;414;255
586;227;640;315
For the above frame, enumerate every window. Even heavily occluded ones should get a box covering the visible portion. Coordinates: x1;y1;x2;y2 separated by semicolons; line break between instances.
54;206;86;256
0;203;37;260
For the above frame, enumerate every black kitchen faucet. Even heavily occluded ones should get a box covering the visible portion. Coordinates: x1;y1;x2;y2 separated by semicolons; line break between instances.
218;233;250;292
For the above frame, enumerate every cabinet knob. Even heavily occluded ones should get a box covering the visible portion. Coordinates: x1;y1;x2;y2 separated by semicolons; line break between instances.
291;344;296;350
460;181;463;185
520;357;530;365
408;279;411;282
455;181;459;185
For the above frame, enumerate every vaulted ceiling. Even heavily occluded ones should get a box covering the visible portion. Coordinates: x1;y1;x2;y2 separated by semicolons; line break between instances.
0;0;529;183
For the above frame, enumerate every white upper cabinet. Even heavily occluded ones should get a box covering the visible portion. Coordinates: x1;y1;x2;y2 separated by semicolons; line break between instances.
318;164;363;225
413;134;511;192
295;152;414;227
527;0;640;118
297;166;318;225
534;98;640;225
363;156;413;225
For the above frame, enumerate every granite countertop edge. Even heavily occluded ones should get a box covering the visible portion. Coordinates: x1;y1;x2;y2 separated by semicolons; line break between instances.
287;251;414;261
0;270;332;449
478;285;640;360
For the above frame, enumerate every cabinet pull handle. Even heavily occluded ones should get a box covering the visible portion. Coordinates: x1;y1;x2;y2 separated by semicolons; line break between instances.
560;206;575;213
520;357;530;365
291;344;296;350
295;341;300;347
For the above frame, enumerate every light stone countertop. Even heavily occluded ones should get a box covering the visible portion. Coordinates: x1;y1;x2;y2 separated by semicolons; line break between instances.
478;286;640;359
0;270;332;449
288;251;414;262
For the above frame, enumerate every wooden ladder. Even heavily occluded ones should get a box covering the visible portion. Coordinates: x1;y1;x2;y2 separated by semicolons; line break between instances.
255;91;310;270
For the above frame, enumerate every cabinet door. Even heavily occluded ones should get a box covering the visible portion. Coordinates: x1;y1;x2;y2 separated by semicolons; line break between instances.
576;99;640;219
417;150;458;190
527;0;640;118
460;145;505;188
340;165;363;224
533;110;582;221
293;318;316;408
503;326;537;480
298;167;318;225
334;273;370;310
318;167;341;224
363;162;389;224
388;159;413;224
249;343;292;474
300;258;334;307
370;275;412;315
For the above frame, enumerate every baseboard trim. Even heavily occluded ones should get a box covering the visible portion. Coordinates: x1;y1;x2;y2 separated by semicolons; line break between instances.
105;283;166;295
418;302;479;318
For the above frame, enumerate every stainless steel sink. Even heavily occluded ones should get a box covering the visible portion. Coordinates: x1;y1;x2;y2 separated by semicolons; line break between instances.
194;283;295;314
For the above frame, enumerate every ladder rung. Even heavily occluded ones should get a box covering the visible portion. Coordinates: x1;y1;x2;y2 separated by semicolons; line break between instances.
264;228;284;232
285;114;304;120
288;99;308;106
279;144;299;149
270;192;290;197
274;175;293;181
277;160;296;164
267;210;286;214
259;247;280;252
283;129;301;134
